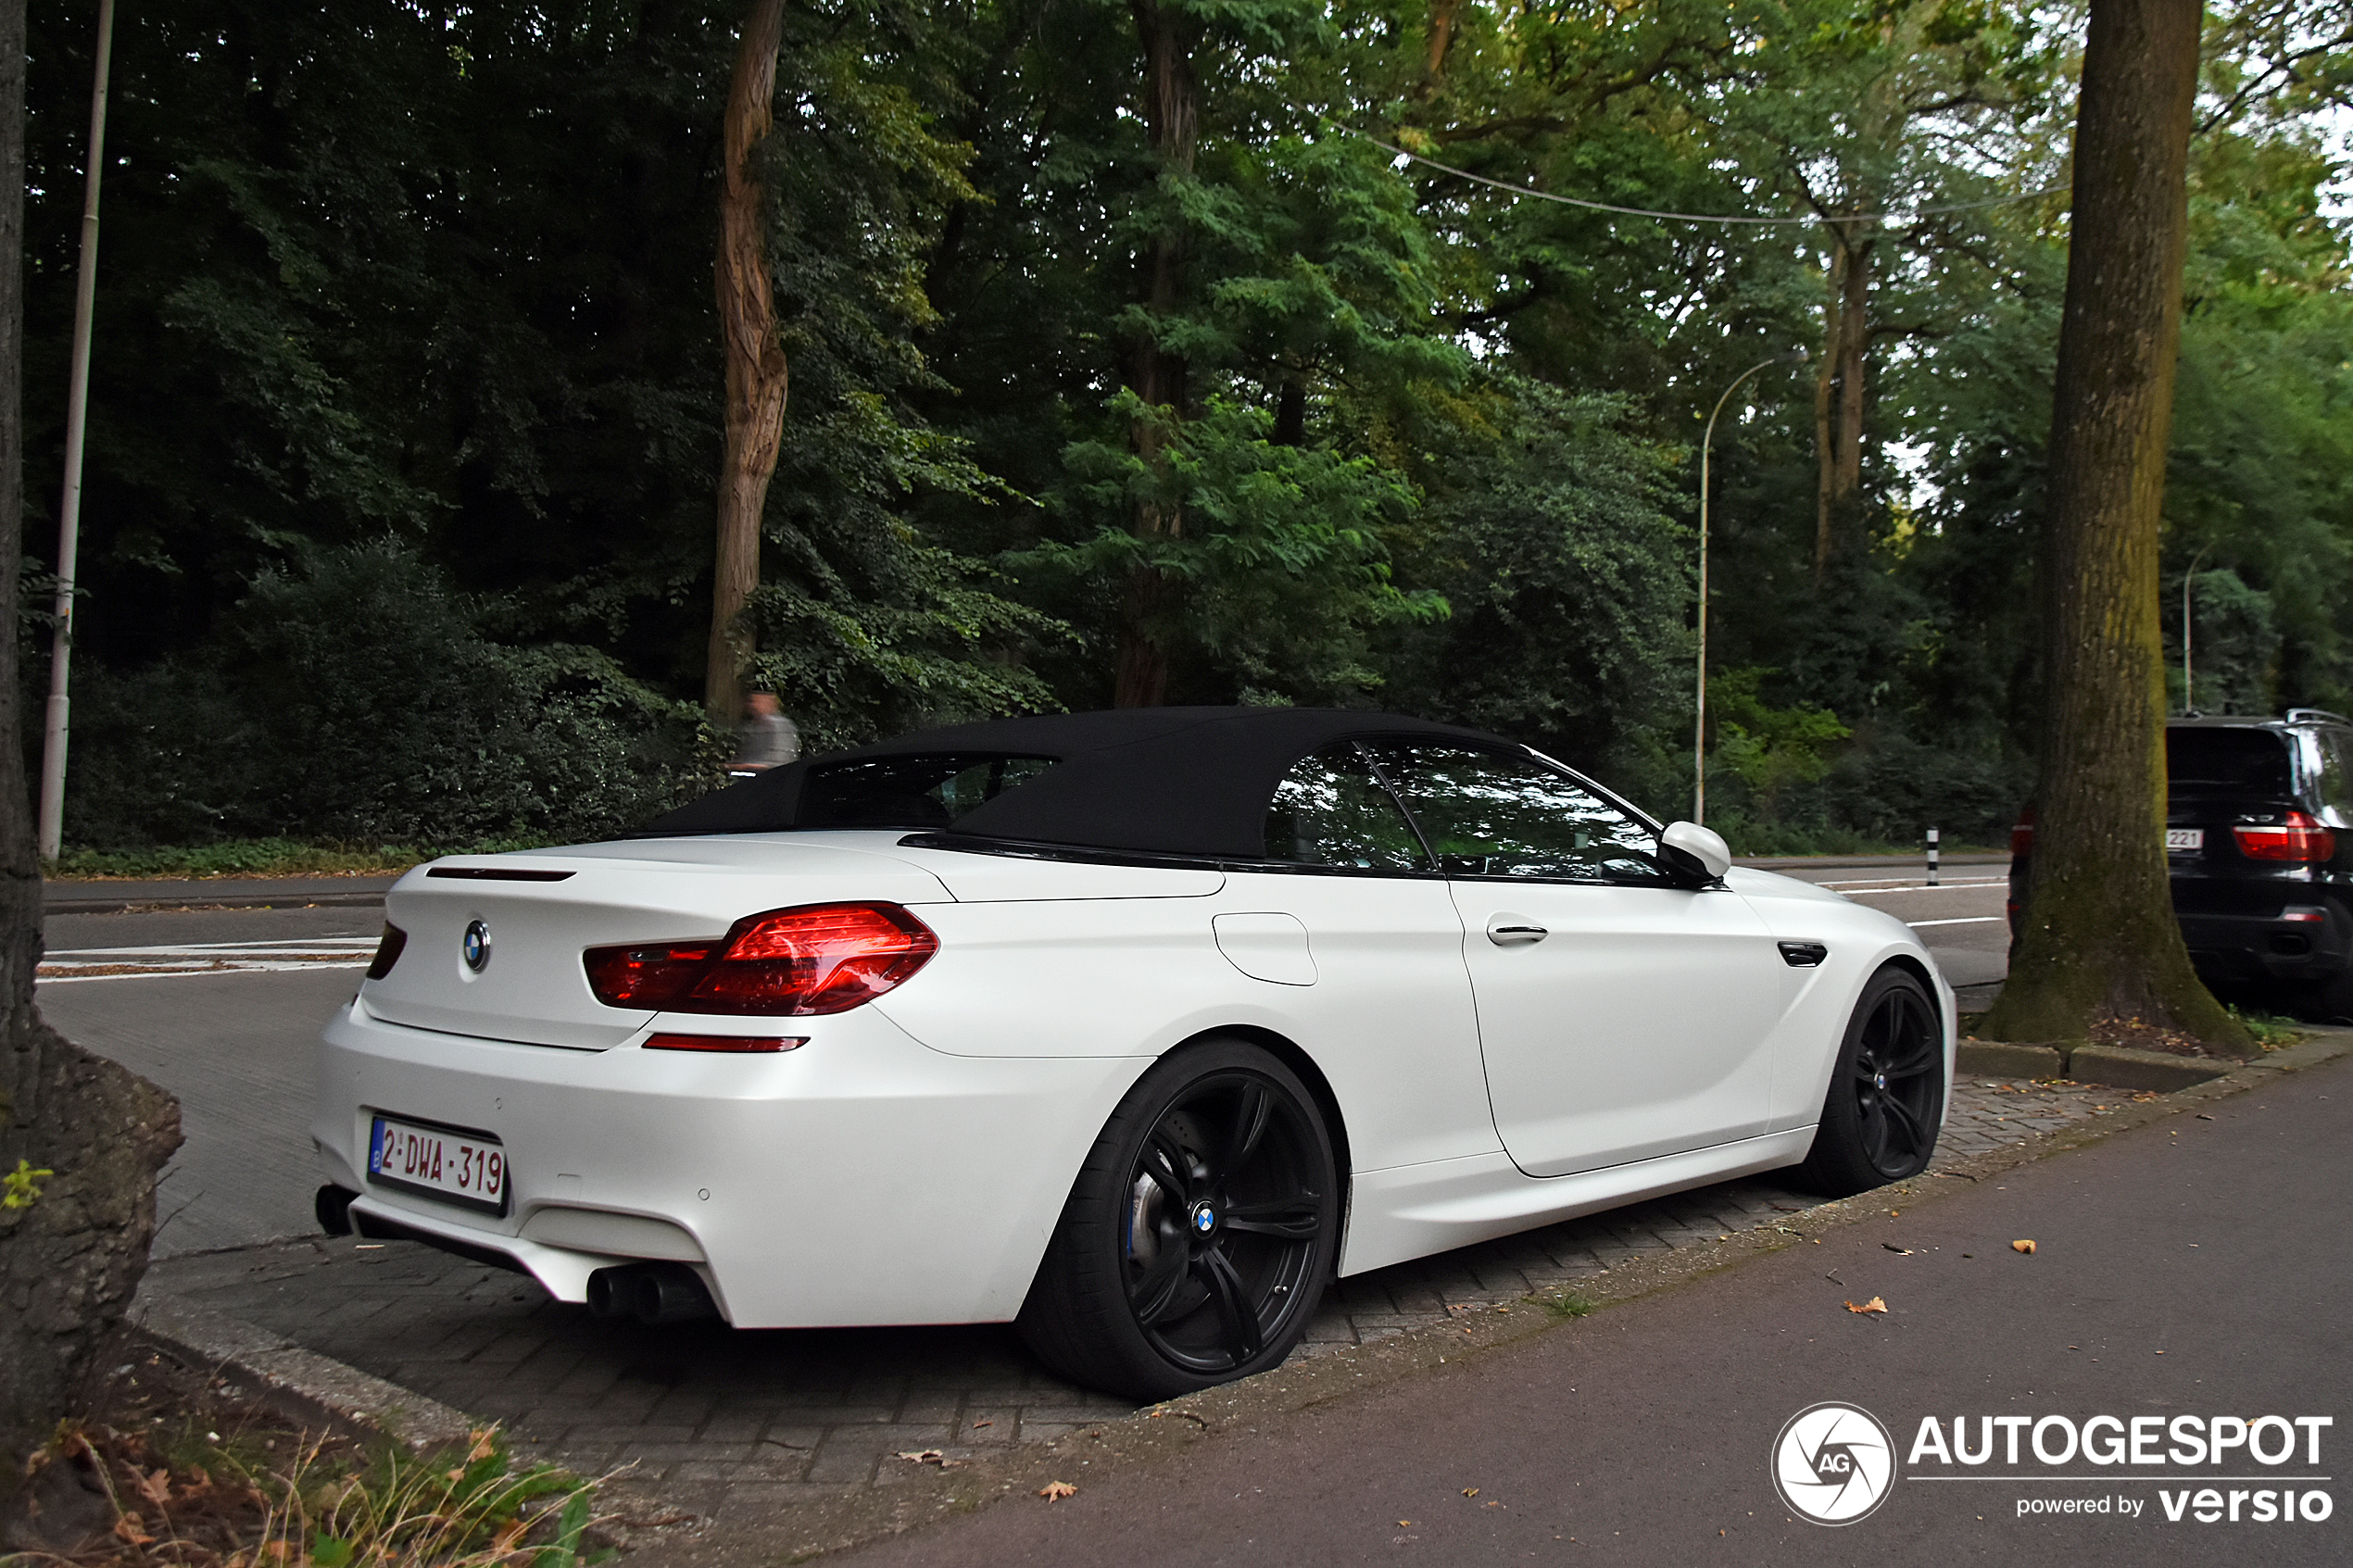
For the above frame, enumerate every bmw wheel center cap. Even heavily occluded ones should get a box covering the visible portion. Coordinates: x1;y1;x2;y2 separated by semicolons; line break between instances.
462;919;492;972
1190;1201;1216;1236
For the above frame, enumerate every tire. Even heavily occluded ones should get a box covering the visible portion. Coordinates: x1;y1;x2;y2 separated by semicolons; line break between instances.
1792;967;1946;1197
1017;1038;1339;1402
2301;967;2353;1025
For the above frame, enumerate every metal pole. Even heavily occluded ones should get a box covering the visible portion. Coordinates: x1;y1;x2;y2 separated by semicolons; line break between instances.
2181;542;2210;716
38;0;117;861
1694;347;1806;825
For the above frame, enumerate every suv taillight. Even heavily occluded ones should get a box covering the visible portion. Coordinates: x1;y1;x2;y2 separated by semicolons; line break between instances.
583;902;938;1015
2009;806;2035;857
2233;811;2335;863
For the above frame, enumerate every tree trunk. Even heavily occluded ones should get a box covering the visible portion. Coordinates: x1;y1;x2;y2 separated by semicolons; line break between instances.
1813;227;1871;582
706;0;789;725
1980;0;2245;1050
1114;0;1199;709
0;0;181;1490
1422;0;1464;91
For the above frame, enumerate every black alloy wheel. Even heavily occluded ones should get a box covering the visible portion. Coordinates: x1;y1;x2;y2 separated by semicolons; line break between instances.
1793;968;1946;1196
1018;1039;1338;1401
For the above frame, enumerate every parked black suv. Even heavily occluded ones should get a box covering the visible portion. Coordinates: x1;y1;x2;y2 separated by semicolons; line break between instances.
2008;709;2353;1019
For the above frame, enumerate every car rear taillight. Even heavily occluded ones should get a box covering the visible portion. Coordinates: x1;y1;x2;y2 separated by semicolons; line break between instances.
366;923;408;980
583;902;938;1016
2009;806;2035;857
2233;811;2335;863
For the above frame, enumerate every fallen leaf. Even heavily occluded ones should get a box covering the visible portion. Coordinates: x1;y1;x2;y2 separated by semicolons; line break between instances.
115;1514;156;1548
1463;1487;1480;1498
467;1427;498;1463
1038;1481;1077;1500
1881;1244;1913;1255
896;1450;948;1465
1397;1521;1414;1528
971;1420;993;1429
136;1466;171;1509
1845;1297;1889;1315
2012;1239;2037;1255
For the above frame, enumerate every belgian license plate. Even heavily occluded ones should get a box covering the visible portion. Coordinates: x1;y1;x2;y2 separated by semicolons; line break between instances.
2167;828;2204;851
368;1114;508;1214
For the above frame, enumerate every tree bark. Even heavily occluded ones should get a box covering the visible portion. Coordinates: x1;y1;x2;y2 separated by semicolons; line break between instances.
1114;0;1199;709
0;0;181;1490
1980;0;2246;1050
706;0;790;725
1812;226;1872;581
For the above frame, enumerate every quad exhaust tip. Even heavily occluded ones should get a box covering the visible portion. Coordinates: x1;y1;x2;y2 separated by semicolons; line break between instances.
586;1261;718;1325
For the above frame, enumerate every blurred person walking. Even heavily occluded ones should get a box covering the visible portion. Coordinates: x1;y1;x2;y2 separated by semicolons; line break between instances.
732;690;799;772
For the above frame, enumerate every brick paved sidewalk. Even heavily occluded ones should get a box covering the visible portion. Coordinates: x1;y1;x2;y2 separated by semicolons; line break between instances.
140;1075;2140;1521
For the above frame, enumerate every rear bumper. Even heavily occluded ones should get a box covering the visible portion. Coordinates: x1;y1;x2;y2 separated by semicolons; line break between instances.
2180;903;2353;984
314;1000;1145;1327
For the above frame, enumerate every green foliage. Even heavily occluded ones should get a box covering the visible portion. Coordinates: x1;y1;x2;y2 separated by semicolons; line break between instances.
65;545;702;849
19;0;2353;854
2;1160;53;1210
1383;379;1689;770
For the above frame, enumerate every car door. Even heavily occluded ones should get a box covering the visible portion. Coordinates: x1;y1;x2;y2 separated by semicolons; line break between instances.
1368;743;1784;1178
1215;744;1493;1173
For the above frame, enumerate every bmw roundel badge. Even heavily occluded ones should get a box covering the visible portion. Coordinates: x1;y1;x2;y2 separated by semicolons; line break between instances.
462;919;492;972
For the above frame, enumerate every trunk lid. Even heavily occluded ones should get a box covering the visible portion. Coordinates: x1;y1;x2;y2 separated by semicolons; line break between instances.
362;836;953;1048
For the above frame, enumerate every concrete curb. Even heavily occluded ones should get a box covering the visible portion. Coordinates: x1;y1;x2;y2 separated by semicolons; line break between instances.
1956;1035;2315;1092
131;1293;476;1453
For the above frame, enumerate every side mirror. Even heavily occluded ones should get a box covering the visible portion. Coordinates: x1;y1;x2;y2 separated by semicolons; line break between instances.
1658;821;1732;885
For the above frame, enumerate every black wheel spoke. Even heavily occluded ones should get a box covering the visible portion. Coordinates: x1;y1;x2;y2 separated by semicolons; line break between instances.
1226;1082;1274;1176
1129;1238;1190;1326
1195;1247;1263;1362
1878;1090;1925;1155
1885;1039;1940;1079
1222;1197;1322;1241
1141;1126;1193;1208
1857;1096;1892;1167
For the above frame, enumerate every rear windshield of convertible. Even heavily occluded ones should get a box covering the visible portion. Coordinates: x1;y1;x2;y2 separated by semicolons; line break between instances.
796;753;1060;830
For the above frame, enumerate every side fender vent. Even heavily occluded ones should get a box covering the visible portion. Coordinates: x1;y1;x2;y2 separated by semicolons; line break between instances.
1778;941;1829;969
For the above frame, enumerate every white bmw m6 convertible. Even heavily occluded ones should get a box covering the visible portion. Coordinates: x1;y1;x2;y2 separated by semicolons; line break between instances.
315;706;1951;1399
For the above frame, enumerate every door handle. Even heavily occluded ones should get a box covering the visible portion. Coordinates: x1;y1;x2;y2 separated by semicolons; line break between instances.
1487;915;1548;946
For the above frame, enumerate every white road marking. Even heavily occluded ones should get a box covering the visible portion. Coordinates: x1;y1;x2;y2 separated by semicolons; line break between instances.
38;938;378;984
1820;877;2007;892
1906;917;2005;928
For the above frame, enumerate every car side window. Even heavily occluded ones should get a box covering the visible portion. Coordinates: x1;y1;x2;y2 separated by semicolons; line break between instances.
1367;744;1667;884
2318;732;2353;822
1262;745;1432;872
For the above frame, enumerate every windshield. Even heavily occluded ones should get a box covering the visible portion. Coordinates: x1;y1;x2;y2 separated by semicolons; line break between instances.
2167;728;2293;797
794;754;1059;830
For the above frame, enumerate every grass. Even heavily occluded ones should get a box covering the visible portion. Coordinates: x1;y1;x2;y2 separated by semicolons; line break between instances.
1542;1290;1597;1321
6;1420;612;1568
45;837;557;881
2225;1005;2310;1052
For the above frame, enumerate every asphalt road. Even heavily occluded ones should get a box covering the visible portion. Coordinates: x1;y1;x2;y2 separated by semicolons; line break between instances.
836;1051;2352;1567
33;859;2009;1258
38;904;380;1256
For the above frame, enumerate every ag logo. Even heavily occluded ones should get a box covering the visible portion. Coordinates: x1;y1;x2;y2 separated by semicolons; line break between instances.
1771;1402;1895;1525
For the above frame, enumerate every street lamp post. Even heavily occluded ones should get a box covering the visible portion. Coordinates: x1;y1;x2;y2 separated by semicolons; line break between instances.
1695;347;1807;825
2181;540;2211;716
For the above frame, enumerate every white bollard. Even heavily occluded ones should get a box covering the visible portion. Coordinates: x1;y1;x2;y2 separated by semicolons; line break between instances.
1926;826;1941;886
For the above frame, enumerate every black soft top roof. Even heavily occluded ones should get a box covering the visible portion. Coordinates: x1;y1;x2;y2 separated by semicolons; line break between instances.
646;707;1506;859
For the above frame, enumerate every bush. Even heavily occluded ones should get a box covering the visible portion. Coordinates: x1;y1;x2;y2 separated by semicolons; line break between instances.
60;543;704;850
